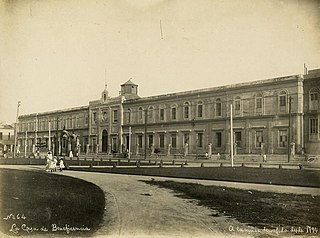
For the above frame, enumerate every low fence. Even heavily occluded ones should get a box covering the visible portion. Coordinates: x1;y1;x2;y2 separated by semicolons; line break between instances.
0;154;318;170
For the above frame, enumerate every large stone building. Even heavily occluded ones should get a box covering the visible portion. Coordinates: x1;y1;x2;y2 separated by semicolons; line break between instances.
17;69;320;157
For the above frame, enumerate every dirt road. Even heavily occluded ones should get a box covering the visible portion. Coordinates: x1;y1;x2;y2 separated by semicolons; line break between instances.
2;165;319;237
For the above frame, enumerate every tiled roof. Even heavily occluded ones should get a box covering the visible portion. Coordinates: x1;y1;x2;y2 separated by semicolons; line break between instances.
0;124;14;130
121;79;137;86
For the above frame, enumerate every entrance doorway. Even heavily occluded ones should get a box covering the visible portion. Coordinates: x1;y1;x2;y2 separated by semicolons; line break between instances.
102;130;108;153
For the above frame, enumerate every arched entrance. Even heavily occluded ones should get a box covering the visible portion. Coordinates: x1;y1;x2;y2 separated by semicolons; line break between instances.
102;130;108;153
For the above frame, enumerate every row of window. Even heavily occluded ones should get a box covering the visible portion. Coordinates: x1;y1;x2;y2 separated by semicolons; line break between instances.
91;88;320;125
0;132;11;140
19;116;89;132
129;130;292;149
124;92;304;124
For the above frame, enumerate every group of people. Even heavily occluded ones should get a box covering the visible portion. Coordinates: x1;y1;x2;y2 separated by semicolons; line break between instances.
45;151;65;172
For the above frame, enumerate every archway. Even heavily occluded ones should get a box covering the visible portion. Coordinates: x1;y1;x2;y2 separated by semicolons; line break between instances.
102;130;108;153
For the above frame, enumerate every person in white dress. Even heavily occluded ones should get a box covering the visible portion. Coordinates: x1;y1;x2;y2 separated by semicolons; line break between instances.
59;158;65;171
46;151;53;172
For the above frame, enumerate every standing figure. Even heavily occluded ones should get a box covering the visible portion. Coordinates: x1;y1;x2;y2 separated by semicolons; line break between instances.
59;158;65;172
53;156;58;172
263;154;267;163
46;151;53;172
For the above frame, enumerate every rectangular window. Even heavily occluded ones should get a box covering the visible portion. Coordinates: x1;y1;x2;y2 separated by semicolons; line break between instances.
216;132;222;147
171;108;176;120
92;112;97;123
235;101;241;111
171;134;177;148
256;131;263;148
148;135;154;147
310;118;319;134
256;98;262;109
235;131;241;147
184;107;189;119
126;112;131;124
0;132;2;140
159;134;165;148
279;130;288;148
139;109;143;120
310;93;318;101
113;110;118;122
138;135;143;148
160;109;165;121
197;104;203;118
112;137;117;152
280;96;286;107
197;133;203;147
216;102;222;117
8;133;10;140
310;93;319;111
184;134;190;144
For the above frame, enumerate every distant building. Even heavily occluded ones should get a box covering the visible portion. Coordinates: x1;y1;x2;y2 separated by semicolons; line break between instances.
17;69;320;156
0;124;14;156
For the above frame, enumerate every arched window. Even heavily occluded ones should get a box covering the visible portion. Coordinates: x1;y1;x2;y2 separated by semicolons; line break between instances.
171;104;177;120
309;88;319;111
235;96;241;110
159;105;165;121
215;98;222;117
234;96;242;116
184;102;190;119
126;109;131;124
148;106;154;122
138;107;143;121
197;101;203;118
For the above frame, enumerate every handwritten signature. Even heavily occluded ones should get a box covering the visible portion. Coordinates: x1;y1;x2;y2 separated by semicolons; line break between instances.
9;224;90;234
228;225;319;235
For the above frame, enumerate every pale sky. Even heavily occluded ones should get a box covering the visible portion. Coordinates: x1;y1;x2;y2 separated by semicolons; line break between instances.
1;0;319;124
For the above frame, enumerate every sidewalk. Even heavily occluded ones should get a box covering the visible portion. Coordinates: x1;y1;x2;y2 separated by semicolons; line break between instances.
1;165;319;196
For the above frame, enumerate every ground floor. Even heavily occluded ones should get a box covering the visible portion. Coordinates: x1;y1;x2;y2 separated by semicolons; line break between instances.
16;114;320;156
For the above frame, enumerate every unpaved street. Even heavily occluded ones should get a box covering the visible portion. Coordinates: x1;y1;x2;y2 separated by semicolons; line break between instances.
60;170;250;238
1;165;319;237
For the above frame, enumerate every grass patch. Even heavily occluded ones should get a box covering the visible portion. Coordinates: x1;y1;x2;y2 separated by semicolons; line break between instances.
144;180;320;231
71;167;320;188
0;169;105;236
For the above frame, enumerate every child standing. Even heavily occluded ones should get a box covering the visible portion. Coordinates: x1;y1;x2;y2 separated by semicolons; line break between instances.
59;158;65;172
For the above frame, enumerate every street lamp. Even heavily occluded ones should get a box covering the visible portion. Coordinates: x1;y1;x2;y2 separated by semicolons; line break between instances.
13;101;21;159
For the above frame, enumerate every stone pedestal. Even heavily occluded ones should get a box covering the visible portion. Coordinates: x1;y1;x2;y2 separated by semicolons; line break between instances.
207;143;212;158
167;144;171;156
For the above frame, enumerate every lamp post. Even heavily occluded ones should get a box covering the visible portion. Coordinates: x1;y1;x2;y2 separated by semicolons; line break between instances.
13;101;21;159
230;103;234;167
144;108;148;160
287;96;292;162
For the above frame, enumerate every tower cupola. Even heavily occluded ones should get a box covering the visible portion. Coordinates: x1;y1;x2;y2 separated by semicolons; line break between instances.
120;79;139;99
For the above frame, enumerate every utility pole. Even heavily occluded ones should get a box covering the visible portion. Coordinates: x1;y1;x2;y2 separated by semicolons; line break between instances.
288;96;292;163
24;131;27;158
13;101;21;159
144;108;148;160
230;104;234;167
128;126;131;159
56;116;59;156
48;121;51;151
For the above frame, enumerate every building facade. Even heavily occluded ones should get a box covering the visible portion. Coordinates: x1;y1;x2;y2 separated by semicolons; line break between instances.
0;124;14;156
17;70;320;156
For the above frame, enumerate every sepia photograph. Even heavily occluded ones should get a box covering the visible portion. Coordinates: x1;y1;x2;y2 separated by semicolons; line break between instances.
0;0;319;237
